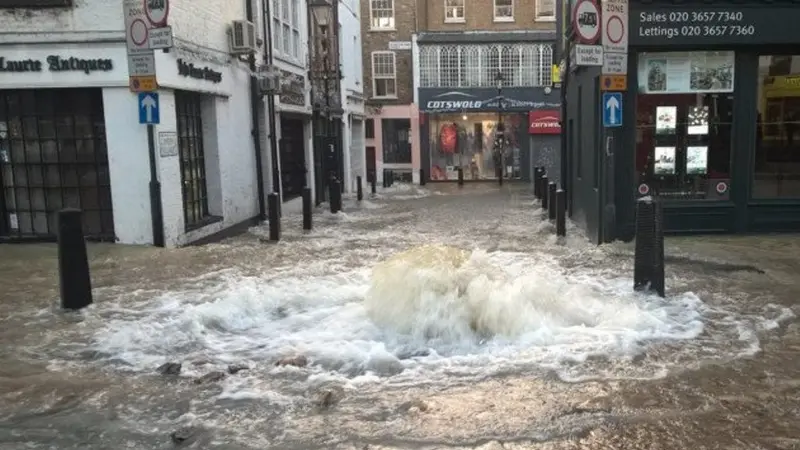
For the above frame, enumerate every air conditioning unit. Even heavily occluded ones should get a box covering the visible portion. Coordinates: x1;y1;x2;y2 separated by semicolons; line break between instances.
230;20;257;55
258;72;281;96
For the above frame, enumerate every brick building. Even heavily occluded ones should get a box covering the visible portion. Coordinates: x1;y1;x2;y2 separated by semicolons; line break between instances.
413;0;560;183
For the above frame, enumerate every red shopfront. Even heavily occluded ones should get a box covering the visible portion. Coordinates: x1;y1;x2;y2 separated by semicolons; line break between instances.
529;109;563;184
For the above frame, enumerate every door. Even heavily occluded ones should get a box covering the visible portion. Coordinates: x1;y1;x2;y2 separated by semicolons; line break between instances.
366;146;376;183
0;89;114;241
279;117;307;202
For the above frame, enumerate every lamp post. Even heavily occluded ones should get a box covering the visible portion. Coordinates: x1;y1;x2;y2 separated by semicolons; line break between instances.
494;71;506;183
308;0;341;205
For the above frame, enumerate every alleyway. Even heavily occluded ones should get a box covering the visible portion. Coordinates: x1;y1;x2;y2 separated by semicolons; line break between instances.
0;183;798;450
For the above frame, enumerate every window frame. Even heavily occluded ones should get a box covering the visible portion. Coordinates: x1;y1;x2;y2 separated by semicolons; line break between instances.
175;90;212;230
272;0;302;63
370;0;395;31
535;0;555;22
371;51;398;99
444;0;465;23
493;0;514;22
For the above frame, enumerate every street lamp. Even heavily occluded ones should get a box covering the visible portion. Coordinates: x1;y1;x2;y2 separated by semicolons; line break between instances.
494;71;506;183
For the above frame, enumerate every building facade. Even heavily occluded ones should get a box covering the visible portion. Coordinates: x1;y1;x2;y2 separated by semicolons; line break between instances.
0;0;272;246
361;0;420;185
565;0;800;243
339;0;367;193
413;0;560;183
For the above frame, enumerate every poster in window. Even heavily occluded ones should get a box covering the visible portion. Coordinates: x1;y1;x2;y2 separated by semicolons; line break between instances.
638;51;734;94
686;146;708;175
656;106;677;134
654;147;676;175
688;106;709;135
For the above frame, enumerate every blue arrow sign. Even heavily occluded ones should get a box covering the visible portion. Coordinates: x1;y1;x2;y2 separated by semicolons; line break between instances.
138;92;160;125
602;92;622;128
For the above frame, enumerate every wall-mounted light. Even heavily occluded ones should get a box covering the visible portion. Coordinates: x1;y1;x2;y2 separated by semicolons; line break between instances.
462;114;468;121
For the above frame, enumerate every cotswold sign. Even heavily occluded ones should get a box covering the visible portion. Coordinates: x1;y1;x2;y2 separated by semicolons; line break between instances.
419;88;560;113
0;56;113;74
630;7;800;46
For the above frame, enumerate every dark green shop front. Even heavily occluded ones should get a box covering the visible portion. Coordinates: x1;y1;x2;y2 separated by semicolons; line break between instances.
567;0;800;242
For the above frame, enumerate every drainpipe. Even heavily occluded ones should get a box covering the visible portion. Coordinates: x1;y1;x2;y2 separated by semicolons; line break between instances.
246;0;267;220
263;0;281;195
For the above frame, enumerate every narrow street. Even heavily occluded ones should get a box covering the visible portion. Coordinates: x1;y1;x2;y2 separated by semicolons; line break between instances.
0;183;798;450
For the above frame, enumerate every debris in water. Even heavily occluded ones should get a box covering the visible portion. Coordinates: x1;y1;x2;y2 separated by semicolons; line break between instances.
276;355;308;367
315;388;342;408
157;362;182;376
193;371;226;384
170;426;196;445
227;364;249;374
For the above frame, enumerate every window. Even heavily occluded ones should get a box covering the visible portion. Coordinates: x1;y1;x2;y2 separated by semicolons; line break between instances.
175;91;211;229
382;119;411;164
370;0;395;30
754;54;800;198
272;0;301;61
365;119;375;139
0;0;71;5
444;0;465;23
372;52;397;98
419;44;553;88
493;0;513;22
535;0;555;21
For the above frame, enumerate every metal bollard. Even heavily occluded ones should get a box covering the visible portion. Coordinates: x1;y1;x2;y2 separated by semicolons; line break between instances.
356;176;363;201
541;175;549;210
58;208;93;310
371;176;377;195
548;182;557;220
302;187;312;231
633;197;665;297
534;168;542;199
419;169;426;186
457;167;464;186
382;169;388;188
268;192;280;241
329;179;342;213
556;189;566;236
388;170;394;187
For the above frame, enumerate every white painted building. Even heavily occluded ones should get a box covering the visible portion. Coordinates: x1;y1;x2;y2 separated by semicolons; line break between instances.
339;0;367;193
0;0;274;247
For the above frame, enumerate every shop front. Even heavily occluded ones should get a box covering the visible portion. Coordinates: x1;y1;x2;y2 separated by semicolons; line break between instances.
568;1;800;242
418;87;560;182
277;70;312;203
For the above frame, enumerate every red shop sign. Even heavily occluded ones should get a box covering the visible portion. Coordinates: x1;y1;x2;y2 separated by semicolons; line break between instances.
529;110;561;135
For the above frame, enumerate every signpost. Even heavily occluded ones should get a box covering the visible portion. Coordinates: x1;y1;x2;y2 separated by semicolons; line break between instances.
602;92;623;127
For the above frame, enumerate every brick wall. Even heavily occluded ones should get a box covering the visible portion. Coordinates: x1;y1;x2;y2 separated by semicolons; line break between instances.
361;0;417;105
423;0;556;32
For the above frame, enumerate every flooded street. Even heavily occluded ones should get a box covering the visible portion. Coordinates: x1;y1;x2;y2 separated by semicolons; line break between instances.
1;183;799;449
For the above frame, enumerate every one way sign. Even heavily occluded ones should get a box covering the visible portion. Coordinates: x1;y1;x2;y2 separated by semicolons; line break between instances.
138;92;160;125
602;92;622;128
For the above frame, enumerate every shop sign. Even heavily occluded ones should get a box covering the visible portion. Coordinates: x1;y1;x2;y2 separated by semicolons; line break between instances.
419;88;561;113
177;58;222;83
0;56;113;74
529;110;561;135
630;7;800;46
279;70;305;106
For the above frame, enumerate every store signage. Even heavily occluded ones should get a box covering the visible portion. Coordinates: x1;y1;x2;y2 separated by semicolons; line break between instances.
528;110;561;135
630;7;800;45
0;56;113;73
279;70;305;106
177;59;222;83
419;88;561;113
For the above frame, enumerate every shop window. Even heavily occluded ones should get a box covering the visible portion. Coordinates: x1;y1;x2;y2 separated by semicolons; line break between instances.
635;51;734;200
381;119;411;164
753;54;800;198
175;91;212;229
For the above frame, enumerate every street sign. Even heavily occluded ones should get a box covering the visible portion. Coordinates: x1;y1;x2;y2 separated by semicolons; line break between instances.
130;75;158;92
144;0;170;27
602;92;623;127
127;53;156;76
602;52;627;74
572;0;601;44
139;92;160;125
601;0;629;54
572;44;603;66
600;74;627;91
148;26;174;49
124;0;150;54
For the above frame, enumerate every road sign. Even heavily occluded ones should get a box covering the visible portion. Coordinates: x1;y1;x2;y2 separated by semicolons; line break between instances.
602;52;627;74
572;44;603;66
124;0;150;54
148;26;173;49
145;0;170;27
601;74;627;91
139;92;160;125
602;92;622;127
130;75;158;92
601;0;628;54
128;53;156;76
572;0;601;44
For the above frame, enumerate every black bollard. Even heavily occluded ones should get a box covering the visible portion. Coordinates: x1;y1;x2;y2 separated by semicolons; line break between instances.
382;169;388;188
534;168;542;199
498;167;504;186
58;209;93;310
633;197;665;297
268;192;280;241
541;175;549;210
388;170;394;187
556;189;566;236
356;176;363;201
548;182;557;220
371;176;377;195
302;187;312;231
329;179;342;213
419;169;426;186
457;167;464;186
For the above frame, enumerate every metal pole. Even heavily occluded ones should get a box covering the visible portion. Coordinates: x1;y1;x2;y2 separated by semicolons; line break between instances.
147;124;164;247
556;189;566;236
246;0;266;222
356;175;363;201
268;192;280;241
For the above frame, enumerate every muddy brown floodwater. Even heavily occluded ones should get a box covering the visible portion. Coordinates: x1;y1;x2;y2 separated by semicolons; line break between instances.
0;183;798;450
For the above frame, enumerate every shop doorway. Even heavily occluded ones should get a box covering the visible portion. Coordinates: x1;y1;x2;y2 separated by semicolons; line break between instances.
366;146;376;183
279;117;307;202
0;88;114;241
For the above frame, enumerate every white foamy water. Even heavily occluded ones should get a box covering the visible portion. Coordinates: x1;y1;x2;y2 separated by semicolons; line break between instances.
85;244;791;386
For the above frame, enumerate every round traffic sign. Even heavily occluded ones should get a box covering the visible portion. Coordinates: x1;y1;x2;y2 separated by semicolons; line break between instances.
638;183;650;195
606;15;624;44
572;0;601;44
129;18;148;46
144;0;170;27
715;181;728;194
